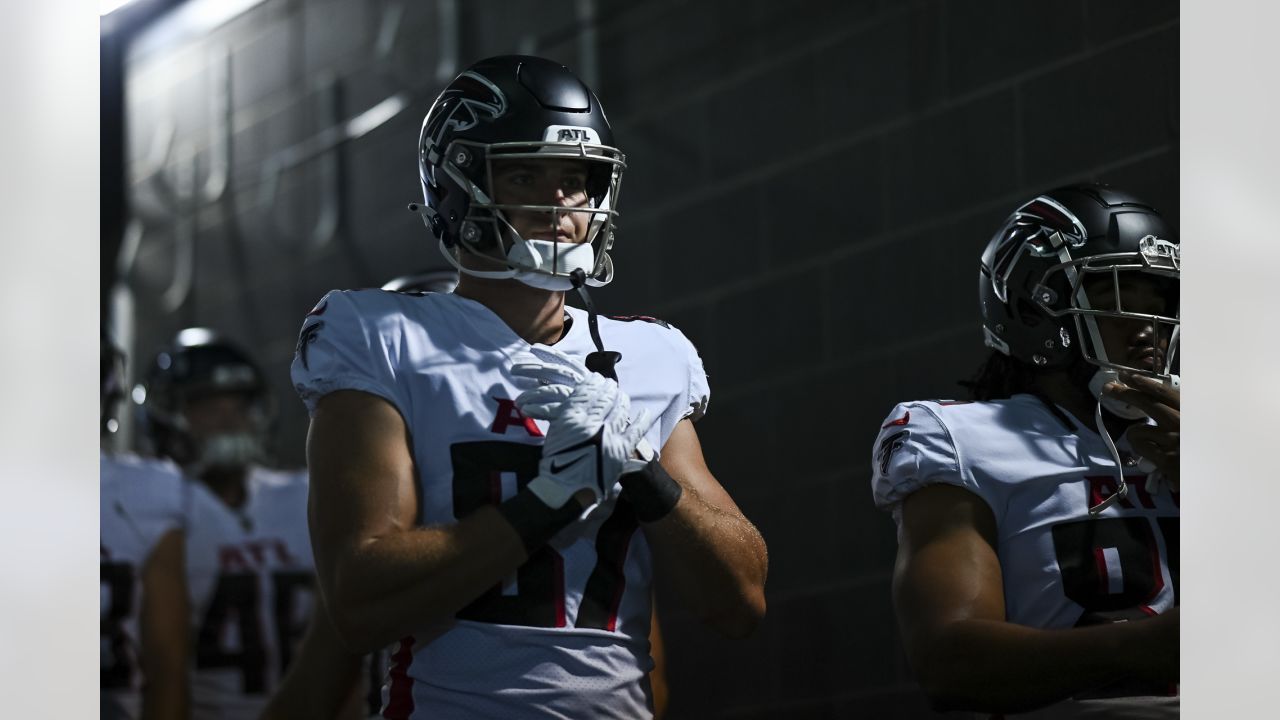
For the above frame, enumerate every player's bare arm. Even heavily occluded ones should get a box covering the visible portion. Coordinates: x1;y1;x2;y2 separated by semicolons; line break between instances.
512;356;768;639
259;595;365;720
308;389;539;653
639;419;767;638
649;604;669;719
894;484;1177;713
138;528;190;720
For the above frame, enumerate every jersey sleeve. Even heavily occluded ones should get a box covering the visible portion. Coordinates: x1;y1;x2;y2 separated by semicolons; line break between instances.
139;460;189;537
290;290;406;418
670;324;710;422
155;465;190;535
869;402;978;517
103;455;189;553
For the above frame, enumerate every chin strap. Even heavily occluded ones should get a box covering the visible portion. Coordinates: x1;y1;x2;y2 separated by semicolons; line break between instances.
1088;400;1130;516
1086;370;1178;514
570;268;622;381
576;266;665;468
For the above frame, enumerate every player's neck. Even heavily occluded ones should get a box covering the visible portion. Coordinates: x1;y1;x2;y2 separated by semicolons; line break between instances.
201;466;250;510
455;277;569;345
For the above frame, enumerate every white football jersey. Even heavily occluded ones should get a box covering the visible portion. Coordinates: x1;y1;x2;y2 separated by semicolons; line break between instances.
185;465;315;720
291;289;709;720
871;394;1179;716
100;452;188;720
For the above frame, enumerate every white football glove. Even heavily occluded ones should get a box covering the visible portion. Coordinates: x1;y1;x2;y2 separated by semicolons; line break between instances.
511;353;653;510
512;350;658;465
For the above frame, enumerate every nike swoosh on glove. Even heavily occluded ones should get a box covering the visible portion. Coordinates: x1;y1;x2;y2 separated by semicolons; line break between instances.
512;357;651;510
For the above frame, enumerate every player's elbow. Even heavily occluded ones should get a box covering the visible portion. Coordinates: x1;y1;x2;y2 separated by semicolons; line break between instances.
324;577;392;654
917;677;972;713
918;674;1007;714
705;586;766;639
913;657;969;711
325;602;386;655
909;636;990;712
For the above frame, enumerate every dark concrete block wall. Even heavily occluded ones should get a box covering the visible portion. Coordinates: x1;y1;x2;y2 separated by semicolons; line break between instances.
116;1;1178;716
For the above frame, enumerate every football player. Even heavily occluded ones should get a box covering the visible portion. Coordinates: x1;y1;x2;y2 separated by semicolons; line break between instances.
101;331;192;720
140;329;315;720
291;55;767;718
267;268;673;719
871;184;1180;717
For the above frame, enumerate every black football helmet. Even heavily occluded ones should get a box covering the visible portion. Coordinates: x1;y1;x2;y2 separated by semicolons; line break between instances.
139;328;272;470
979;184;1180;380
414;55;625;290
381;268;460;294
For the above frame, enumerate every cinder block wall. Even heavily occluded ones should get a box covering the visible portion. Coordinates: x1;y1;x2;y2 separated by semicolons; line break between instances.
118;1;1177;716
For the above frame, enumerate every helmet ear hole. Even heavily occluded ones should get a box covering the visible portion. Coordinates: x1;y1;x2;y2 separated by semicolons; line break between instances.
429;181;447;203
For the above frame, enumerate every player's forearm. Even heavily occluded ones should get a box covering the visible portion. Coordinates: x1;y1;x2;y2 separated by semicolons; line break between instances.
643;485;767;638
911;616;1170;712
140;531;190;720
261;669;364;720
139;659;189;720
262;609;364;720
141;685;188;720
324;504;529;652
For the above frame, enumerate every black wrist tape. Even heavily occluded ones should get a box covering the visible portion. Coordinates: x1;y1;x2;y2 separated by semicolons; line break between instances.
497;489;584;555
619;460;683;523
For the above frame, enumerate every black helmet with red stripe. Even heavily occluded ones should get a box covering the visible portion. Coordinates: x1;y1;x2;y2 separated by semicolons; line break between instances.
978;184;1179;378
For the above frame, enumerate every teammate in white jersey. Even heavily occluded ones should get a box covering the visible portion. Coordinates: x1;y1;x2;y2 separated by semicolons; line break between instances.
101;332;192;720
872;184;1180;718
291;55;767;719
140;329;316;720
268;270;675;720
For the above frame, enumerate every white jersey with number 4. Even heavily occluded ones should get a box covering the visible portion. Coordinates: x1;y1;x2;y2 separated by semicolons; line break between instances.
101;452;188;720
871;394;1179;717
291;289;709;720
185;465;315;720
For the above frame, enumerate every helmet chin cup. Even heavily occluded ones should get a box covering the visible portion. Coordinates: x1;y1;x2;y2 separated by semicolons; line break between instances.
1088;368;1148;420
507;239;596;291
588;252;613;287
211;432;261;464
188;432;263;474
513;270;577;291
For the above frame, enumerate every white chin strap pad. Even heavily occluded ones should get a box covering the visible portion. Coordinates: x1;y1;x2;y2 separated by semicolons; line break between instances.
507;239;595;291
1087;367;1183;421
1088;368;1149;420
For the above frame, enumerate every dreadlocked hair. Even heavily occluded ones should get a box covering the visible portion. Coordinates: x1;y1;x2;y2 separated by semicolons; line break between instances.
958;351;1039;401
959;350;1099;402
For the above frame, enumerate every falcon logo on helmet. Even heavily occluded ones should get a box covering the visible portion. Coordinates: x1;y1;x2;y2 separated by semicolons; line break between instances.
987;195;1089;304
420;71;508;175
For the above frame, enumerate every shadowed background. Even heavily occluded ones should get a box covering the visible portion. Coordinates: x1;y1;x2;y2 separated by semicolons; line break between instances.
100;1;1177;716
